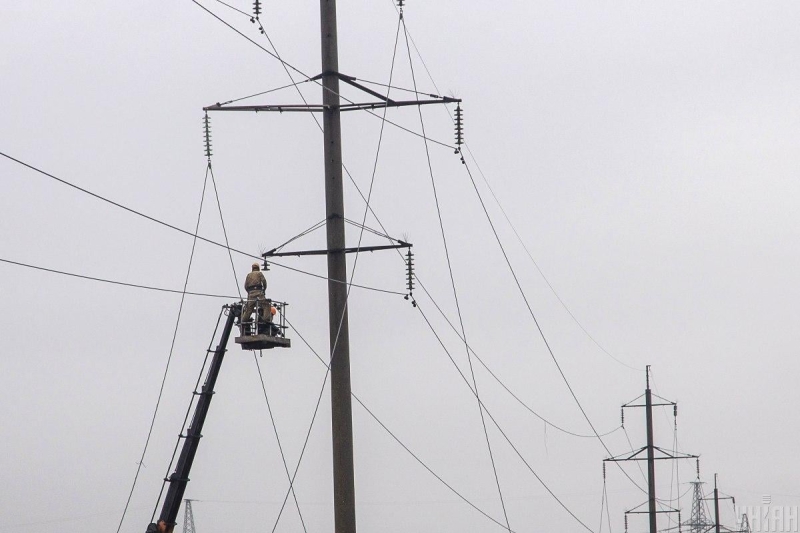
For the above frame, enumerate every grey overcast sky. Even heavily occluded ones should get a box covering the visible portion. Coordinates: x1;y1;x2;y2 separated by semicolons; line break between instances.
2;1;799;532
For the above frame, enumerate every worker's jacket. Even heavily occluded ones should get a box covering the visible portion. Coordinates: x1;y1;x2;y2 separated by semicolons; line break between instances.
244;271;267;293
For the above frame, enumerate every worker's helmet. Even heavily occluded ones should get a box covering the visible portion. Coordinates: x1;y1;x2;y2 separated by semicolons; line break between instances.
252;262;260;271
270;306;277;316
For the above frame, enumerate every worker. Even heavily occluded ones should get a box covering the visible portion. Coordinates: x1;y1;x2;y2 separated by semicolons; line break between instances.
146;519;168;533
242;262;270;327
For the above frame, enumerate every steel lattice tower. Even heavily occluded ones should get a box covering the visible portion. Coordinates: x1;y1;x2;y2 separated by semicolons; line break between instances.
739;513;751;533
683;480;714;533
183;499;196;533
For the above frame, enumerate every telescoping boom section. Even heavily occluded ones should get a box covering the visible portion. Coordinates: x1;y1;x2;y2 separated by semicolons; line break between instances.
147;301;290;533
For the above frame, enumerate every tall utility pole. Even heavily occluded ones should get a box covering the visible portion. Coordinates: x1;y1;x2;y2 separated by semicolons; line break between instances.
703;474;739;533
203;4;459;532
645;370;657;533
605;366;697;533
714;475;722;533
319;2;356;533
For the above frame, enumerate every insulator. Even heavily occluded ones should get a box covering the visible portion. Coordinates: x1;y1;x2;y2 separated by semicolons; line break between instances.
454;104;464;152
624;514;628;533
253;0;262;17
602;462;606;479
674;404;678;418
263;261;270;272
621;407;624;428
678;512;682;533
696;458;700;476
397;0;404;7
203;113;212;160
406;249;415;294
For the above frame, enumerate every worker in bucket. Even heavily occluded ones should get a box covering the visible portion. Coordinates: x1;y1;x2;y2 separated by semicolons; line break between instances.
243;262;271;326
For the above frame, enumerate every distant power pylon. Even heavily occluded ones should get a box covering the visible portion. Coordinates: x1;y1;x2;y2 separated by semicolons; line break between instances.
683;478;714;533
604;366;697;533
183;499;196;533
739;513;751;533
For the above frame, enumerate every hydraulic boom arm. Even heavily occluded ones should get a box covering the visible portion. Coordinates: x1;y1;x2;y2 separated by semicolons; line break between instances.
148;303;241;533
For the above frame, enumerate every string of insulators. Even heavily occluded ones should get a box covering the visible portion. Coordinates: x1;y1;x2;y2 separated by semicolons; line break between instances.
263;261;270;272
454;103;464;153
621;407;625;428
678;512;682;533
253;0;262;17
602;462;606;480
404;250;416;306
674;404;678;428
624;514;628;533
696;458;700;477
203;113;212;161
397;0;404;7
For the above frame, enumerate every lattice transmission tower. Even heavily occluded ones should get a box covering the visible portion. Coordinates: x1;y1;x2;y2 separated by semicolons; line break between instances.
683;479;714;533
183;499;196;533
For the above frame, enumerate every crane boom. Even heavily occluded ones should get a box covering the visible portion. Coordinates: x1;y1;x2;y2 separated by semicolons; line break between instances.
150;303;241;533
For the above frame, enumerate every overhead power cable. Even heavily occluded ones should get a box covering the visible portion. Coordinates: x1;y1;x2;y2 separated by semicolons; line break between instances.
253;353;308;533
0;151;404;296
414;302;595;533
377;10;647;492
267;14;404;531
459;156;647;496
401;16;511;532
116;163;212;532
388;0;641;373
212;0;250;17
215;79;314;106
207;164;241;298
412;272;621;439
0;257;237;299
191;0;454;150
285;316;518;533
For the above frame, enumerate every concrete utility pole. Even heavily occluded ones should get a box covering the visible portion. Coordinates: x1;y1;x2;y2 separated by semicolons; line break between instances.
606;366;697;533
202;6;458;533
714;474;719;533
645;369;657;533
319;2;356;533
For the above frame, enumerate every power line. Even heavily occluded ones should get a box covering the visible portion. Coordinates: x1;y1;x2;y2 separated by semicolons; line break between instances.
207;163;241;298
0;257;237;299
414;302;595;533
285;315;518;533
0;150;405;296
391;2;642;373
412;273;622;439
459;156;647;496
253;354;308;533
266;14;404;530
402;15;511;532
191;0;455;150
117;164;212;532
